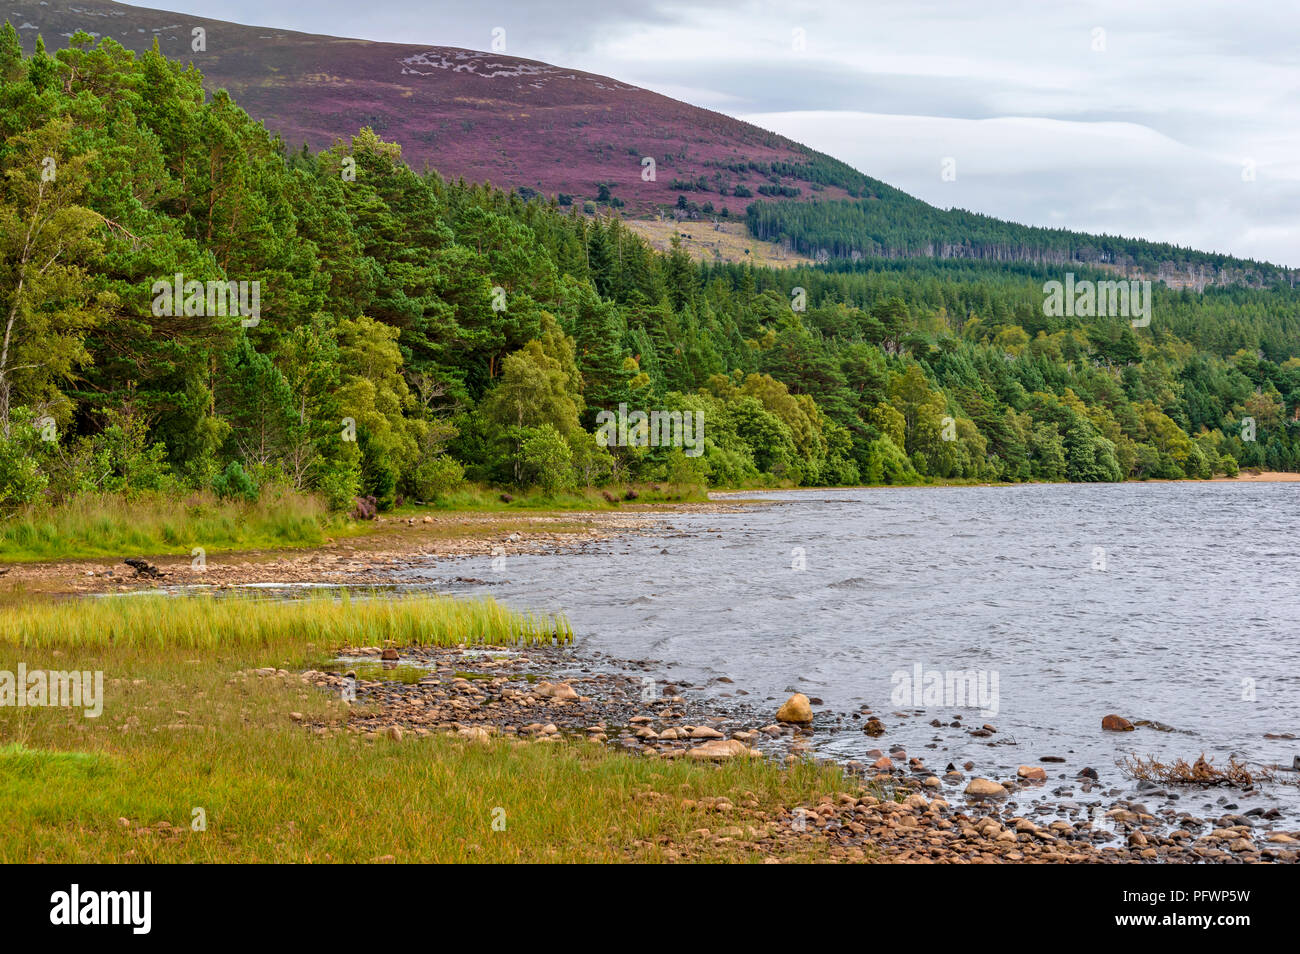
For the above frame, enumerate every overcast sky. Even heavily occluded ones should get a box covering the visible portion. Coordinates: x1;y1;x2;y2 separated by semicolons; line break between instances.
133;1;1300;266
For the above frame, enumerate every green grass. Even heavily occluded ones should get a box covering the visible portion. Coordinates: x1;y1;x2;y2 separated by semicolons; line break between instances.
0;591;851;863
0;719;846;863
0;742;108;774
0;591;572;650
0;489;345;563
0;482;710;565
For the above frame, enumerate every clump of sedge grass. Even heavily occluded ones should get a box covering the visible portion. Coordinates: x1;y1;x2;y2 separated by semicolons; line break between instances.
0;591;572;651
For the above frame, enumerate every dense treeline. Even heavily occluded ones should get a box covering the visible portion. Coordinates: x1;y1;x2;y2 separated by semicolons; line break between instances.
2;28;1298;516
746;197;1297;285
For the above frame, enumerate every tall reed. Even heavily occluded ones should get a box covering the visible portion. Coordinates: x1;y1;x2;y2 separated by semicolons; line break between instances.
0;591;572;650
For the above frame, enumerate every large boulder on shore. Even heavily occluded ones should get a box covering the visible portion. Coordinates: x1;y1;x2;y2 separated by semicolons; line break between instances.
686;739;754;761
776;693;813;724
535;681;578;701
964;777;1007;798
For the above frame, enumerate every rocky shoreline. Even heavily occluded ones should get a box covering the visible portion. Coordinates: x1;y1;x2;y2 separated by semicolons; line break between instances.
266;643;1300;864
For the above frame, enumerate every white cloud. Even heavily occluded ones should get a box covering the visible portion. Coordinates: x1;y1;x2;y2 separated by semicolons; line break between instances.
739;109;1300;262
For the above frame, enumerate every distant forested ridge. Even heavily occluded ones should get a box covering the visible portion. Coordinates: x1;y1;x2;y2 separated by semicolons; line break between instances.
746;196;1298;289
3;26;1300;515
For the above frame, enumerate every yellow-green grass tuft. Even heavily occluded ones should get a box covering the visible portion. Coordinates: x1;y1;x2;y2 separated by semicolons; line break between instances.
0;591;572;651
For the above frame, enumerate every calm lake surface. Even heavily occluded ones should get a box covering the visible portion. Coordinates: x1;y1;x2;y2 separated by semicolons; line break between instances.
413;483;1300;812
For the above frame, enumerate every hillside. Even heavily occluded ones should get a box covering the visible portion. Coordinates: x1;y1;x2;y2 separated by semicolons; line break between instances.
7;0;875;217
10;0;1300;289
10;0;1296;286
624;219;815;267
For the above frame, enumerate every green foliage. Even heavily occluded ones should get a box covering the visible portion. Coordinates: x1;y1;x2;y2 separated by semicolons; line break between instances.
518;424;574;494
212;460;259;502
863;435;918;485
313;449;363;512
411;454;465;500
0;412;48;506
65;412;175;498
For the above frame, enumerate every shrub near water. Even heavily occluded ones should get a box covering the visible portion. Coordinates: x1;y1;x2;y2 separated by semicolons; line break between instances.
0;592;573;651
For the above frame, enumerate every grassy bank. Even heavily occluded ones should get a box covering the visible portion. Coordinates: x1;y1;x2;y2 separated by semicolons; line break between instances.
0;592;847;863
0;483;709;564
0;491;342;563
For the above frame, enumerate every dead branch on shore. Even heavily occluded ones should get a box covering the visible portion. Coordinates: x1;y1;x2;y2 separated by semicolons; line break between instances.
1118;753;1297;788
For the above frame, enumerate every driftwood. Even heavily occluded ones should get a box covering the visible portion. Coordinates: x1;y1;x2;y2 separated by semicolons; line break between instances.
123;558;165;579
1118;753;1299;788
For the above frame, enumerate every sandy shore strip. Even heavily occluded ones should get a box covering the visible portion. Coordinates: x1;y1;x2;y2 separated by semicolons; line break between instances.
0;500;760;597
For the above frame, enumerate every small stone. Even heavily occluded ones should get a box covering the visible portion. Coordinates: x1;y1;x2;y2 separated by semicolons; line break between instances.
1017;765;1047;781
